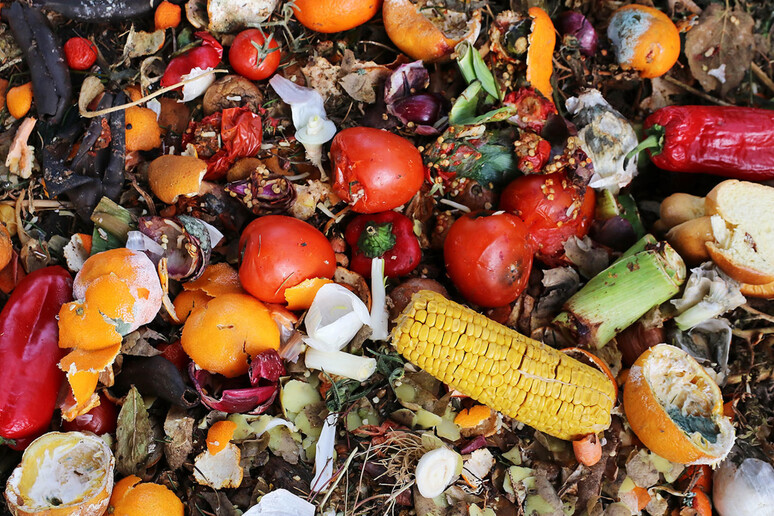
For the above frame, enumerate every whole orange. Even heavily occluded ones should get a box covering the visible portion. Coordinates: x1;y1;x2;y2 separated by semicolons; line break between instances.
293;0;382;33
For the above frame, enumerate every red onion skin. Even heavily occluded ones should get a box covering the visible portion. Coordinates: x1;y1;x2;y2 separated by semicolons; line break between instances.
557;12;598;57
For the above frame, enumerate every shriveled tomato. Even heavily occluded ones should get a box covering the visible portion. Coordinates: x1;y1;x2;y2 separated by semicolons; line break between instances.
444;211;534;307
239;215;336;303
331;127;425;213
228;28;280;81
60;393;117;435
499;171;595;266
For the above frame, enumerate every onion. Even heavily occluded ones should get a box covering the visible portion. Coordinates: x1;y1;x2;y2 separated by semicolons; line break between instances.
556;12;598;57
714;454;774;515
391;94;443;125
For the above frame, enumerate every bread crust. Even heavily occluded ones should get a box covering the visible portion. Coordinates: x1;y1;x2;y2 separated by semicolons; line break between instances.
665;217;713;265
706;242;774;285
660;193;706;229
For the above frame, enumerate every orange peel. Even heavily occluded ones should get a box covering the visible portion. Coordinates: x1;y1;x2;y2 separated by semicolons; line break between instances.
206;420;237;455
58;301;123;351
58;344;122;421
525;7;556;101
74;248;163;334
183;262;243;297
172;288;213;325
181;293;280;378
284;277;333;310
382;0;482;62
147;155;207;204
624;344;735;465
4;431;115;516
125;106;162;152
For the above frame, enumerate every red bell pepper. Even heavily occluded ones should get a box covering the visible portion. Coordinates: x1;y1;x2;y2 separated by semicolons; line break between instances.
182;106;263;180
0;266;72;448
160;31;223;89
345;211;421;278
633;106;774;180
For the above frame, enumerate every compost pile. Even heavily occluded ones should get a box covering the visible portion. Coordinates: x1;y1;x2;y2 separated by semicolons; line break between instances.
1;0;774;515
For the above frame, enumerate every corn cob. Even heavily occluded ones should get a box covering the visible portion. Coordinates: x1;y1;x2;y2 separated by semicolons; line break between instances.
392;290;616;441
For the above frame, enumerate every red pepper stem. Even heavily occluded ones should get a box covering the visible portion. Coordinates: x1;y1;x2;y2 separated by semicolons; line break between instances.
624;124;665;166
0;436;17;447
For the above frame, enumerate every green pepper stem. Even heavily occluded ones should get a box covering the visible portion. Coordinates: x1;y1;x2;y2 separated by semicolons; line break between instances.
624;124;665;166
358;222;396;259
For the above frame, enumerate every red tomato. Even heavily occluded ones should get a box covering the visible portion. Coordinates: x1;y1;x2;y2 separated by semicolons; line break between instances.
331;127;425;213
239;215;336;303
444;211;534;307
61;393;118;435
228;29;280;81
499;171;595;266
64;37;98;70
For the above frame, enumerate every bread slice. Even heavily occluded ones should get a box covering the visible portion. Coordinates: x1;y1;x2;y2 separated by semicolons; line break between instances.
703;180;774;285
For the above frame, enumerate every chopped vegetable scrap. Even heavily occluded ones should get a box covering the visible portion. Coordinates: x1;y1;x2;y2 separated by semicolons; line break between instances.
1;1;774;515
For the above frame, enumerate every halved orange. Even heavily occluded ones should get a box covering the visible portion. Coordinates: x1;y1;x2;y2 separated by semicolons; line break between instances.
284;277;333;310
4;431;115;516
181;293;280;378
107;475;183;516
623;344;735;465
383;0;482;62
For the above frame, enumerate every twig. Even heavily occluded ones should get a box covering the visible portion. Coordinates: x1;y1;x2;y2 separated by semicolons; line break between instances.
80;68;229;118
0;57;22;73
751;62;774;93
316;448;359;510
14;190;29;246
662;75;734;107
0;199;72;209
740;304;774;325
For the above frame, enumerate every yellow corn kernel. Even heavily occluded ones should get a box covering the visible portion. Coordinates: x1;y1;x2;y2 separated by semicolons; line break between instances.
392;291;617;441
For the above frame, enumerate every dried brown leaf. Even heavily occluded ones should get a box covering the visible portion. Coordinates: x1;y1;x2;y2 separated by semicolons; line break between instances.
338;50;392;104
116;386;153;476
123;26;165;61
121;329;164;357
684;5;754;96
625;449;659;487
163;406;195;470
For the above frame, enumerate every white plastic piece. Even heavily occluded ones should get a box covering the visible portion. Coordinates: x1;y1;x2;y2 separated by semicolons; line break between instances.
714;456;774;516
243;489;315;516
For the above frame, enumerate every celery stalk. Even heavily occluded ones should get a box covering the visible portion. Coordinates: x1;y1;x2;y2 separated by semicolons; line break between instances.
553;241;685;348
